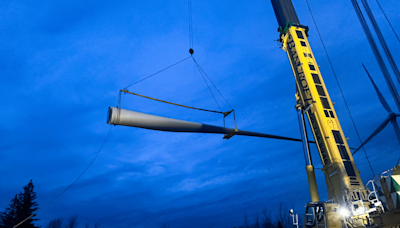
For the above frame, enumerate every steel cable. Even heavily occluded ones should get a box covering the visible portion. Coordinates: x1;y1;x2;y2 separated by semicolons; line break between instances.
13;126;113;227
375;0;400;44
124;56;191;89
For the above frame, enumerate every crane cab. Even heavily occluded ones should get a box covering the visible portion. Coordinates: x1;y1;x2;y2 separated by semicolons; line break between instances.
304;202;341;228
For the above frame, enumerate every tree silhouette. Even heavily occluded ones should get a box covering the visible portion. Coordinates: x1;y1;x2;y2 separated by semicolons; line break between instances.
243;213;249;228
253;212;260;228
65;215;78;228
278;203;290;228
20;180;39;227
260;209;273;228
231;206;296;228
0;194;22;228
0;180;39;228
46;218;62;228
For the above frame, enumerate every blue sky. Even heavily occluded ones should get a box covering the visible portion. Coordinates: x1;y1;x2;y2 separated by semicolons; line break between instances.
1;0;400;227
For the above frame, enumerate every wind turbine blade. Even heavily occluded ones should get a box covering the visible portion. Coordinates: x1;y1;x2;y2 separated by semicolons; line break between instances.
352;115;391;155
235;129;306;142
362;64;393;113
107;107;316;143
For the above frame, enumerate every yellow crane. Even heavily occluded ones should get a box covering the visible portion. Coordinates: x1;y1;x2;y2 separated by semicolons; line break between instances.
271;0;400;227
108;0;400;227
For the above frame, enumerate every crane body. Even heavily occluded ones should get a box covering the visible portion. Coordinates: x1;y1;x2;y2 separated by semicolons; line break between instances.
282;23;371;227
270;0;399;227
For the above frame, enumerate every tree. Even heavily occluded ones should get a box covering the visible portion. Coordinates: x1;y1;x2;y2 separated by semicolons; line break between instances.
46;218;62;228
244;214;249;228
0;194;22;228
20;180;40;228
260;209;273;228
253;212;260;228
0;180;39;228
278;203;290;228
65;215;78;228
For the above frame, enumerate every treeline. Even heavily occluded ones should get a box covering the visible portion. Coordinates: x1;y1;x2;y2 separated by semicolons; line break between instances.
161;204;300;228
46;215;100;228
0;181;100;228
1;180;298;228
231;204;299;228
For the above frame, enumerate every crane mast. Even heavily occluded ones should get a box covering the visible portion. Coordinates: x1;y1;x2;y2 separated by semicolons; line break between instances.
271;0;373;226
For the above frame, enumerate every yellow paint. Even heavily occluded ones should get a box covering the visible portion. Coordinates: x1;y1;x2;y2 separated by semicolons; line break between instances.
282;27;371;224
306;165;320;202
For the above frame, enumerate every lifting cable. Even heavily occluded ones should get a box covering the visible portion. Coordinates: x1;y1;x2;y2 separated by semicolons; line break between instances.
120;55;235;120
16;1;231;227
305;0;375;177
120;0;236;129
120;89;234;117
188;0;194;51
193;60;222;112
191;57;236;128
192;57;234;110
120;57;236;128
124;56;191;89
119;58;236;129
119;59;237;128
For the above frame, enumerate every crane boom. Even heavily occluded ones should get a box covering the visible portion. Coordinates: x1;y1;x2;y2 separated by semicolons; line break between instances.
271;0;373;226
282;20;369;205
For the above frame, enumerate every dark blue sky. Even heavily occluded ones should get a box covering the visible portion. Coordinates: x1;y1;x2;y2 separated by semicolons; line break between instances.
1;0;400;227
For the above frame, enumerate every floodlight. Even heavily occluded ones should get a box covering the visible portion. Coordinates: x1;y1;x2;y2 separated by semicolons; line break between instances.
338;206;351;218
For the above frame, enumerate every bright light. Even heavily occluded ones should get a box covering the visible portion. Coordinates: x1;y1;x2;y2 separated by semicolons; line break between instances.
338;207;351;217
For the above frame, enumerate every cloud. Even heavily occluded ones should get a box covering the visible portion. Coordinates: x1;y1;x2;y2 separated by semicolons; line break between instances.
2;1;400;228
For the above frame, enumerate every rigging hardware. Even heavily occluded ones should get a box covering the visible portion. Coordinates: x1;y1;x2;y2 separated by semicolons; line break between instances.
120;89;234;117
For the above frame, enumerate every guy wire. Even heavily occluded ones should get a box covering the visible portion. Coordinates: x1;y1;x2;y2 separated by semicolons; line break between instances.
375;0;400;44
13;126;113;228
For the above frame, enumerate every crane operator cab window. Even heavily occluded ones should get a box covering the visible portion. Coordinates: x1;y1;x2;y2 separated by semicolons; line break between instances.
305;203;325;228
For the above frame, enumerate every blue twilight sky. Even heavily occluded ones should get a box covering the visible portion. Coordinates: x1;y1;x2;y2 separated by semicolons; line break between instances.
1;0;400;227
